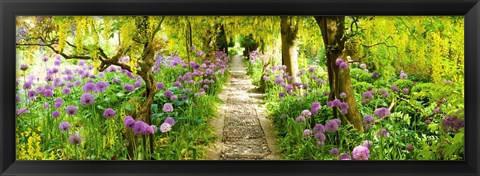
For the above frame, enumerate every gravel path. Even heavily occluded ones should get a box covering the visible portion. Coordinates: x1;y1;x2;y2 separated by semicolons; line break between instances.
207;55;279;160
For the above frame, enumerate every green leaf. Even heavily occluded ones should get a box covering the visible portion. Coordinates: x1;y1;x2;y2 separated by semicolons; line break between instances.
151;104;158;113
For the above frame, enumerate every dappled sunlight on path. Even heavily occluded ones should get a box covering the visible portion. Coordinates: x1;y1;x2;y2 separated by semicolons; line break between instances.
207;55;279;160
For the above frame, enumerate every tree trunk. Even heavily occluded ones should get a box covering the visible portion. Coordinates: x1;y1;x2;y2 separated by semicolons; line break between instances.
314;16;364;132
280;16;299;84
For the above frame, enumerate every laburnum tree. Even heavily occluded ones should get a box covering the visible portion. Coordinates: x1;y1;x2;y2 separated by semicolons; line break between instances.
16;16;166;158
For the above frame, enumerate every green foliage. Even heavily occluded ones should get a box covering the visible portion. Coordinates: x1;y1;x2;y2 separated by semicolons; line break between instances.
350;68;373;83
393;79;414;89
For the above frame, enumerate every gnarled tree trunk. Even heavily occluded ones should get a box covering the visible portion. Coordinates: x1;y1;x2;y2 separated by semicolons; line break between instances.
314;16;364;132
280;16;299;84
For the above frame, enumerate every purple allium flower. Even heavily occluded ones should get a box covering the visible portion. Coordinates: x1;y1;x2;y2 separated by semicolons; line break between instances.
399;72;408;79
390;85;399;92
295;116;306;123
123;116;135;129
308;67;315;73
163;103;174;113
82;82;96;92
330;148;339;156
16;108;30;116
27;90;36;99
371;72;379;78
123;84;135;92
325;120;339;133
170;95;178;101
112;78;121;84
43;102;50;109
339;92;347;99
326;101;334;107
433;107;441;114
103;108;116;118
43;89;53;97
303;129;313;137
132;121;145;136
203;84;209;90
16;95;21;103
301;110;312;117
332;99;341;107
377;128;390;137
311;102;322;115
146;125;155;134
314;132;326;142
352;145;370;160
406;144;414;151
134;81;142;88
95;81;109;93
164;90;173;98
296;98;303;102
68;133;82;145
20;64;28;71
62;88;71;95
424;119;432;124
164;117;176;126
54;101;63;108
441;115;465;133
78;60;85;66
374;108;391;119
360;63;367;69
362;91;373;100
51;110;60;118
317;141;325;147
65;105;78;116
59;121;71;132
313;124;325;133
182;95;188;101
340;102;349;110
332;119;342;125
23;81;32;90
156;82;165;90
340;108;348;115
363;140;373;148
74;80;82;86
339;62;348;70
339;153;352;160
285;84;294;93
42;56;49;62
402;88;409;94
363;115;375;129
140;123;150;135
263;76;269;81
160;123;172;133
335;58;344;66
54;59;61;66
80;93;94;106
274;76;284;85
173;81;182;88
279;92;285;99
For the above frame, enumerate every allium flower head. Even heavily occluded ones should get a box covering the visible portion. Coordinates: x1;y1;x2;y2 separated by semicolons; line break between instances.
441;115;464;132
390;85;399;92
340;102;349;110
66;105;78;116
274;76;284;85
402;88;409;94
163;103;174;113
134;80;142;88
377;128;390;137
160;122;172;133
62;88;71;95
123;116;135;129
399;72;408;79
374;108;390;119
95;81;109;92
27;90;36;99
326;101;334;107
164;90;173;98
339;62;348;70
303;129;312;137
20;64;28;71
103;108;116;118
82;82;96;92
332;99;341;107
333;119;342;125
362;91;373;100
406;144;414;151
335;58;344;66
54;59;61;66
278;92;285;99
363;140;373;148
59;121;71;132
330;148;339;156
52;111;60;118
69;133;82;145
314;132;326;141
311;102;322;115
156;82;165;90
23;81;32;90
164;117;176;126
352;146;370;160
339;153;352;160
173;81;182;88
301;110;312;117
340;108;348;115
340;92;347;98
54;101;63;108
42;56;49;62
424;119;432;124
360;63;367;69
43;89;53;97
313;124;325;133
325;120;339;133
123;84;135;92
295;116;306;123
80;93;95;106
363;115;375;129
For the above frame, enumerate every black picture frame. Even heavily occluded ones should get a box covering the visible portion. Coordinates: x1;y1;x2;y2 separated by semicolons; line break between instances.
1;0;479;176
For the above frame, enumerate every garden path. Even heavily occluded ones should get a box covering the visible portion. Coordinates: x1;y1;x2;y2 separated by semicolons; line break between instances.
207;55;280;160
